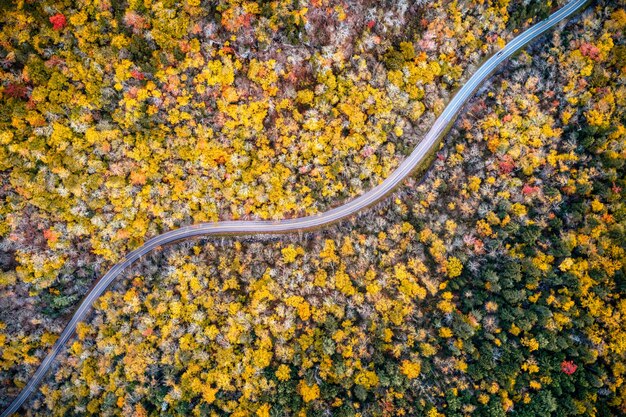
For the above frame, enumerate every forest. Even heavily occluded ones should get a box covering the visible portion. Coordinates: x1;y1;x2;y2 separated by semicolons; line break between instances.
0;0;625;416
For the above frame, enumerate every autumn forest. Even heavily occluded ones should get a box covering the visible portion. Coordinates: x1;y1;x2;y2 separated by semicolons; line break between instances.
0;0;625;416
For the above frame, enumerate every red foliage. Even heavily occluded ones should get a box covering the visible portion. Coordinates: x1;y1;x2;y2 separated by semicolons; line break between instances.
131;70;145;80
45;56;64;68
123;11;148;32
561;360;578;375
522;184;539;195
498;158;515;174
366;20;376;29
127;86;138;98
580;42;600;61
43;229;58;244
4;83;28;100
49;13;67;31
612;182;622;194
360;146;375;158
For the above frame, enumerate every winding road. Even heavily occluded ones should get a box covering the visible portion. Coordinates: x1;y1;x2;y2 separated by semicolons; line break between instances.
1;0;590;414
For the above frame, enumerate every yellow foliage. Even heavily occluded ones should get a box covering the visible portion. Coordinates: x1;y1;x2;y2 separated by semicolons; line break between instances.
446;257;463;278
256;404;271;417
202;386;218;404
282;245;299;263
439;327;453;338
320;239;339;264
298;381;320;402
354;370;379;389
275;364;291;381
400;360;422;379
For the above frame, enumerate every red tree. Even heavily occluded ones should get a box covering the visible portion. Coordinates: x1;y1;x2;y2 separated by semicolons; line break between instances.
4;83;28;99
561;360;578;375
49;13;67;31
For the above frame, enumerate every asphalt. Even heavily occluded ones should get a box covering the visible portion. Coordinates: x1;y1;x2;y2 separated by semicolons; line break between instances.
1;0;590;414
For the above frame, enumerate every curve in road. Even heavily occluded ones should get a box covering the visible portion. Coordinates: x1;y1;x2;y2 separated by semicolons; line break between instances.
1;0;590;415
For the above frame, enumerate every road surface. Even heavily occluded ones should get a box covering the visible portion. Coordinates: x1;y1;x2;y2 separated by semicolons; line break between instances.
1;0;589;414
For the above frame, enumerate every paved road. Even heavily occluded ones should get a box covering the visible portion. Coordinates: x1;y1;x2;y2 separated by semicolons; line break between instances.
1;0;589;414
